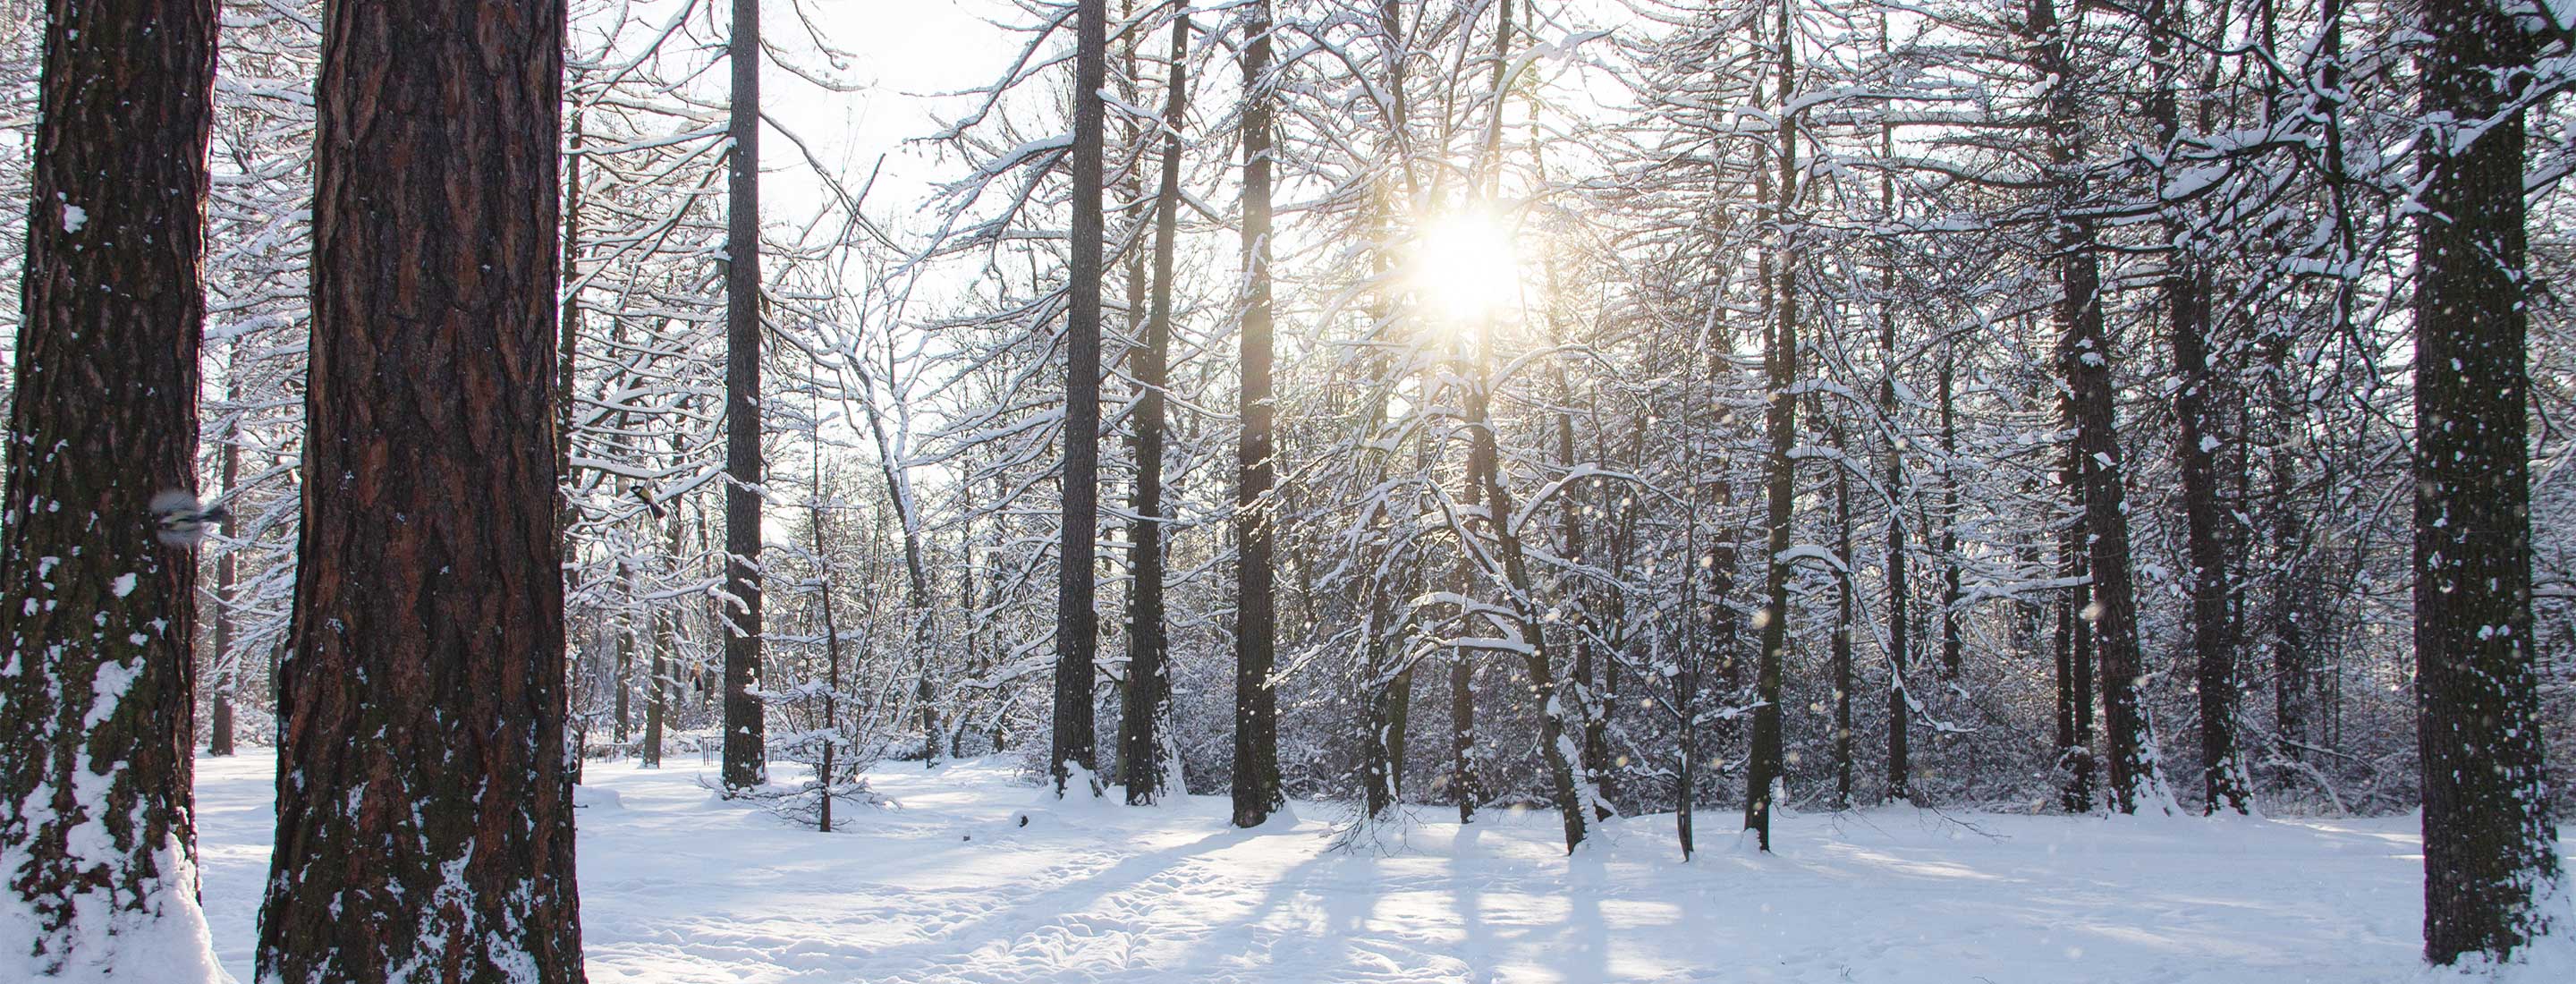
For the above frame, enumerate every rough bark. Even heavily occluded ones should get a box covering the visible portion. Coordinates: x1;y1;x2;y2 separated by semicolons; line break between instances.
255;3;582;981
2412;0;2560;963
1936;350;1962;682
1831;417;1856;811
1878;153;1911;808
0;1;217;976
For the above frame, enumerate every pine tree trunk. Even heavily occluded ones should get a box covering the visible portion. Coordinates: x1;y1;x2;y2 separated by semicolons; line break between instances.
1054;0;1107;795
2144;0;2248;816
557;106;584;543
1872;39;1912;807
643;486;682;770
1230;0;1284;827
2030;0;2163;815
2055;474;2096;812
256;3;582;980
1743;0;1796;852
2265;348;2309;760
0;2;217;976
1936;350;1962;683
2412;0;2560;963
1831;418;1856;811
721;0;767;792
2171;267;2247;812
210;344;243;758
1120;12;1187;806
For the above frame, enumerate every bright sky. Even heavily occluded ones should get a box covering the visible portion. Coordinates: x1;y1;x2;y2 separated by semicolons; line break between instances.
767;0;1021;231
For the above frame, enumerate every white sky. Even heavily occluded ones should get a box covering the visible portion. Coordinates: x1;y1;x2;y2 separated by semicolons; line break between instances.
765;0;1024;230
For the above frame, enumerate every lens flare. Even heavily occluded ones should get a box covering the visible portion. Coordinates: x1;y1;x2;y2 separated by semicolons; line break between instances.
1411;208;1520;324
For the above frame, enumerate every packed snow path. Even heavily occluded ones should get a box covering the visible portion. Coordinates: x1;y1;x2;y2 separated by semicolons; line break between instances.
192;753;2514;982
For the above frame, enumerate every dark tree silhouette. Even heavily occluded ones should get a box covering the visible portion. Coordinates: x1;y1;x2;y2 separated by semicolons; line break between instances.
721;0;768;793
1052;0;1107;795
1120;11;1189;806
2411;0;2561;964
1231;0;1285;827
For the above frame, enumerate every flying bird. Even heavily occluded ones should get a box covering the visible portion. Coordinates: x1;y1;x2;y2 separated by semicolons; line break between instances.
151;489;232;547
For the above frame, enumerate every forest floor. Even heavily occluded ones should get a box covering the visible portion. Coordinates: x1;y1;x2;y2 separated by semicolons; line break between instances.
191;752;2571;983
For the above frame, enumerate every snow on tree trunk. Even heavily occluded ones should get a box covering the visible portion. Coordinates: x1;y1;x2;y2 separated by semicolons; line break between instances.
0;2;222;980
720;0;768;794
2411;0;2562;964
252;2;584;980
2029;0;2173;817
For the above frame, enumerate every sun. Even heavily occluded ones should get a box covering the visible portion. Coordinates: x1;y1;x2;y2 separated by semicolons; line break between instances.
1410;208;1521;324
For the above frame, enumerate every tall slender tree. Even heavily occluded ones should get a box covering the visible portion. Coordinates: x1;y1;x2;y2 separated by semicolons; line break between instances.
208;346;244;758
0;1;221;978
2029;0;2165;815
2145;0;2249;816
2411;0;2560;964
255;1;582;981
1230;0;1284;827
1053;0;1109;795
1742;0;1797;852
721;0;767;792
1120;9;1189;806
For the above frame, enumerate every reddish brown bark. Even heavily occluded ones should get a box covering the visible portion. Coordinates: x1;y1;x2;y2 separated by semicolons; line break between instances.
254;3;582;981
0;0;216;975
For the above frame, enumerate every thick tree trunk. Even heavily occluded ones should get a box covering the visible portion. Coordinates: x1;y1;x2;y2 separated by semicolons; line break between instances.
2171;272;2247;813
1120;13;1188;806
1231;0;1284;827
557;106;584;542
721;0;767;792
255;3;581;981
1054;0;1106;795
2412;0;2560;963
0;2;218;976
2063;233;2159;814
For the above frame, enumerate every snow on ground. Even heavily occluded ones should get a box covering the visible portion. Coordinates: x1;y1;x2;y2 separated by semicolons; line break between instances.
191;753;2561;983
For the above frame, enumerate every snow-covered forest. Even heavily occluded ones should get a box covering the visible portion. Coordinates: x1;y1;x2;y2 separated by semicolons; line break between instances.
1;0;2572;980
